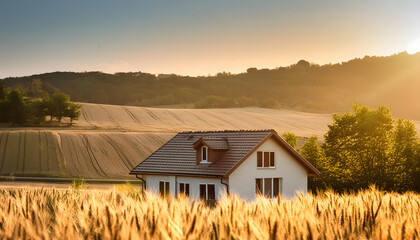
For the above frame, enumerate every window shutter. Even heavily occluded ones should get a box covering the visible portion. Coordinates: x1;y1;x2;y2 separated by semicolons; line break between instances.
257;152;262;167
270;152;275;167
186;184;190;196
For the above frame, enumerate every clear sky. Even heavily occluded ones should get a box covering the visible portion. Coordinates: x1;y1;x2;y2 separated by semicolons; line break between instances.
1;0;420;78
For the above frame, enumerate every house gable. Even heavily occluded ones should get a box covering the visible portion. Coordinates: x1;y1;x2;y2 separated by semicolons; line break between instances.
224;132;320;177
228;137;309;199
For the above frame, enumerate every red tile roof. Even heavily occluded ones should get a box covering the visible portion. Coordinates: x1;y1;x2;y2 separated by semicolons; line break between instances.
130;129;320;177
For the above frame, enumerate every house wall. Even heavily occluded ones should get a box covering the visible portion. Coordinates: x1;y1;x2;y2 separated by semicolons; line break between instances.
144;174;228;201
228;137;308;201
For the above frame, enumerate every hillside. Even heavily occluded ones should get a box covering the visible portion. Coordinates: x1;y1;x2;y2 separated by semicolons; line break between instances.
2;103;420;179
78;103;333;137
3;52;420;119
0;103;335;179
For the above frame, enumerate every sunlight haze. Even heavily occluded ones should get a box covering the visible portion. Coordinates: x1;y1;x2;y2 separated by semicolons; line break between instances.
1;0;420;78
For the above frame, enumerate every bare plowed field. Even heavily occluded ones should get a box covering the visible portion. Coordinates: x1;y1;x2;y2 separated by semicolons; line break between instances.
1;103;419;179
0;130;173;179
78;103;334;137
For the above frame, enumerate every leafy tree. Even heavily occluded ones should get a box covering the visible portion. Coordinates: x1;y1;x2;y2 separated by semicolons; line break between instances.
282;132;297;149
320;104;419;192
0;80;7;122
7;89;28;124
301;136;326;191
0;100;9;123
301;136;321;167
246;67;258;74
65;102;82;125
49;92;70;122
29;93;50;124
0;79;6;100
391;119;419;191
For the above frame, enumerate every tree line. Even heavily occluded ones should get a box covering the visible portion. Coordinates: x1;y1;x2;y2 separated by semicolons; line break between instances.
0;79;81;125
284;104;420;192
2;52;420;119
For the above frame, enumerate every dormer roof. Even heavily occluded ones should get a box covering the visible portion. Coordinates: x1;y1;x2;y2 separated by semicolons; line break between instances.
193;137;230;150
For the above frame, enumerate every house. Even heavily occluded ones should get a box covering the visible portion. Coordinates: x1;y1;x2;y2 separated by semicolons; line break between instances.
130;129;320;202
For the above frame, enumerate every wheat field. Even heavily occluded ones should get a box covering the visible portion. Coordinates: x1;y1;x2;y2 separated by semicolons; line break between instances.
0;186;418;239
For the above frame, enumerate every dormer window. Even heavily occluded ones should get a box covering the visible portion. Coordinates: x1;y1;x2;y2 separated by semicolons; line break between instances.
201;146;208;162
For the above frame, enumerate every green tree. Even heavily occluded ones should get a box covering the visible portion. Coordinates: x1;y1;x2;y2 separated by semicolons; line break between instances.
49;92;70;122
301;136;321;167
301;136;326;191
65;102;82;125
282;132;297;149
29;93;50;124
0;101;9;123
0;79;6;100
391;119;419;191
323;104;396;191
7;89;28;124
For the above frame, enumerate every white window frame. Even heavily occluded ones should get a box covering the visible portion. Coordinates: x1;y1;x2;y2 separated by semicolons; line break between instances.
199;183;216;201
178;182;190;196
201;146;208;163
255;178;282;198
257;151;276;169
159;181;170;196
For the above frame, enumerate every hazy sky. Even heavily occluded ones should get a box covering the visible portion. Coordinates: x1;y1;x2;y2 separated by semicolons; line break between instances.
1;0;420;78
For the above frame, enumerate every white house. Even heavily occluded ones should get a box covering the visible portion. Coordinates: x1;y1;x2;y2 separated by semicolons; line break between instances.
130;129;320;202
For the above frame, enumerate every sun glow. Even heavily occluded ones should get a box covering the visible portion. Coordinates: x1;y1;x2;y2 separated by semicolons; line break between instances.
406;37;420;54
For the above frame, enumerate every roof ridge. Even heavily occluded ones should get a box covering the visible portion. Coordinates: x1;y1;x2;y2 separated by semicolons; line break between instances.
179;129;275;134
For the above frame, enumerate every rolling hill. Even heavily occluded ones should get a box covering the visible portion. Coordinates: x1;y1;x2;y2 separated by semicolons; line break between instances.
3;52;420;119
1;103;419;179
0;103;335;179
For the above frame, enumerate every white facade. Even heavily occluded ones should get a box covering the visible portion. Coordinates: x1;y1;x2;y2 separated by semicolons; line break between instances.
229;138;307;200
144;174;228;201
143;137;308;201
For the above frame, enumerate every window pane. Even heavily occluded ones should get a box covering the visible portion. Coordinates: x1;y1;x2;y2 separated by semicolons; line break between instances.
180;183;185;193
186;184;190;196
199;184;206;200
208;184;215;200
273;178;279;197
264;178;272;198
264;152;270;167
202;147;207;161
257;151;262;167
165;182;170;196
279;178;282;195
256;179;263;195
159;181;164;196
270;152;275;167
